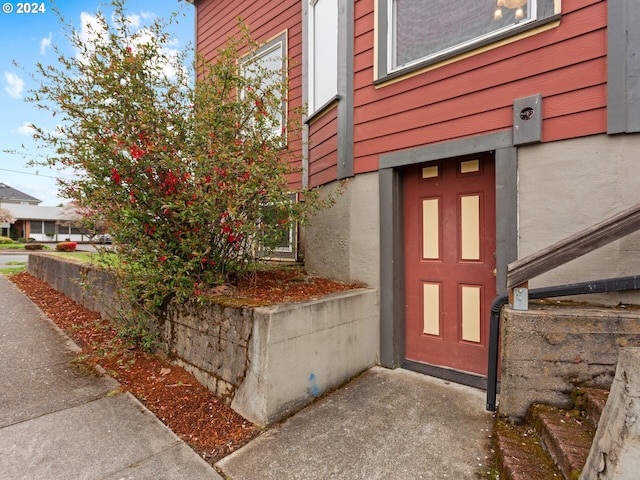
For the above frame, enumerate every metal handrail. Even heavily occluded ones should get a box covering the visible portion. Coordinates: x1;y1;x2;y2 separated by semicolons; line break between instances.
486;204;640;411
486;275;640;411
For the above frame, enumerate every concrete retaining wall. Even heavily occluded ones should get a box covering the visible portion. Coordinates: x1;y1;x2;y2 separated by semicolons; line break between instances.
499;304;640;422
166;289;380;426
163;301;254;405
28;254;380;426
235;289;379;425
581;348;640;480
28;253;118;319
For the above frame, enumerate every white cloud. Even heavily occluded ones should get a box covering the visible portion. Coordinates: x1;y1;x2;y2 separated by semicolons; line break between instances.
4;72;24;98
79;11;106;42
76;11;108;62
40;32;53;55
16;181;61;206
125;13;141;28
126;27;185;82
75;10;187;81
110;10;142;28
78;11;104;44
131;27;154;48
16;122;35;135
15;122;63;138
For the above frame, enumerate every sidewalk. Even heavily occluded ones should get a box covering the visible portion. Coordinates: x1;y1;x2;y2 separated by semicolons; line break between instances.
0;274;221;480
0;271;496;479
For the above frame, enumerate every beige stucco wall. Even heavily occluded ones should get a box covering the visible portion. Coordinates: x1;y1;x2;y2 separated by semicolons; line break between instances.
302;172;381;288
517;133;640;305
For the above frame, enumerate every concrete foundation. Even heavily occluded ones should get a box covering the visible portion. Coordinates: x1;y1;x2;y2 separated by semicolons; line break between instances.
499;303;640;422
581;348;640;480
302;172;380;288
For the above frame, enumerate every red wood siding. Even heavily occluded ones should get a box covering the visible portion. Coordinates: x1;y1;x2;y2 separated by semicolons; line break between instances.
353;0;607;174
308;107;339;188
195;0;303;188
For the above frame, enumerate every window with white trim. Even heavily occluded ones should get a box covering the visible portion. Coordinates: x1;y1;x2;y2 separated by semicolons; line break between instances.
379;0;558;79
308;0;338;113
239;33;287;140
257;193;298;261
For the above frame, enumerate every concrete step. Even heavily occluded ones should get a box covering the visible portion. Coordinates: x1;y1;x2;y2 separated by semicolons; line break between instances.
494;387;609;480
530;404;595;480
494;421;563;479
573;387;609;430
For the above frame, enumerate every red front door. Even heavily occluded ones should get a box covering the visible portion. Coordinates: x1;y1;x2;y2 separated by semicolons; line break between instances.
404;154;496;376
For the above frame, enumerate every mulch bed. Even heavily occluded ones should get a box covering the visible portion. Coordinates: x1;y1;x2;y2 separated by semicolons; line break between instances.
9;268;359;466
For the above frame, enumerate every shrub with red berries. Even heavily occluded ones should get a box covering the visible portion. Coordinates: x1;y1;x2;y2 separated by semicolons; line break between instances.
24;1;337;327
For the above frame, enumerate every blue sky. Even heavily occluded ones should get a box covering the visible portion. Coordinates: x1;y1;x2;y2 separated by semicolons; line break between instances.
0;0;194;205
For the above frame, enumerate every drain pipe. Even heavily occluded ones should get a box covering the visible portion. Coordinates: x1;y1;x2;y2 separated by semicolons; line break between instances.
486;275;640;412
486;294;508;411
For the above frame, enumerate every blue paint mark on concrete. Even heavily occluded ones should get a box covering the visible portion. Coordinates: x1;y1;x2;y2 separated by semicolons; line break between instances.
309;373;320;396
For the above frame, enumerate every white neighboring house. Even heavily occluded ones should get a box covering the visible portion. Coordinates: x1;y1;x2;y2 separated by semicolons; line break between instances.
0;182;86;242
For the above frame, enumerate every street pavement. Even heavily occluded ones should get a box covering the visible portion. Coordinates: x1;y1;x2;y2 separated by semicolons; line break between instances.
0;252;28;268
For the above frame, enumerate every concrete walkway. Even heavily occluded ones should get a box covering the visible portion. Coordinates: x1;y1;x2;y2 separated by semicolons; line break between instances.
0;274;221;480
0;272;495;479
218;367;495;479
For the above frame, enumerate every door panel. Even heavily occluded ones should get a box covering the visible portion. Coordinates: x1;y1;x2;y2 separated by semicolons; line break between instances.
404;154;496;376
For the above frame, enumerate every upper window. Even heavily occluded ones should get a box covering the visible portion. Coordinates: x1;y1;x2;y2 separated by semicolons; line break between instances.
308;0;338;113
379;0;558;80
239;33;287;140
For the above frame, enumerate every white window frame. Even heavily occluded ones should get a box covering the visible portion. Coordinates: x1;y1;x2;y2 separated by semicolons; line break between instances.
308;0;338;114
239;33;287;140
257;193;298;261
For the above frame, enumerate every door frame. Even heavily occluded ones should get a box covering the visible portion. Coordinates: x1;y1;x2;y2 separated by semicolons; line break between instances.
379;130;518;389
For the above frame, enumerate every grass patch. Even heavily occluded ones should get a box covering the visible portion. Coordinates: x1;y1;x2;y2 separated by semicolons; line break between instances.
53;252;94;262
0;266;26;275
68;354;101;377
0;244;30;250
0;243;53;250
52;251;120;268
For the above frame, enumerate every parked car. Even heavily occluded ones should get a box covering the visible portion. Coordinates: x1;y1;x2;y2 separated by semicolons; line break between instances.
95;234;112;244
